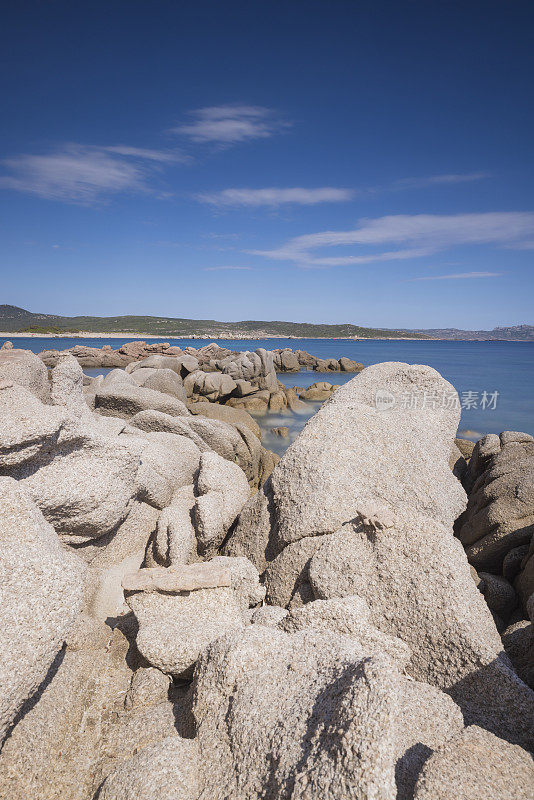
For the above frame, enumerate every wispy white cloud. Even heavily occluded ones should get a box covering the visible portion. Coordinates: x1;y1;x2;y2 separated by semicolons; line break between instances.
103;145;188;163
203;265;254;271
173;105;289;144
249;212;534;268
197;187;354;207
203;232;242;241
0;143;185;203
195;172;490;211
392;172;491;190
0;146;143;202
409;271;504;281
509;241;534;250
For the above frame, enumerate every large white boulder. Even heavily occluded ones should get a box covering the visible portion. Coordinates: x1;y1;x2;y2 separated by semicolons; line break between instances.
193;451;250;557
17;431;140;544
227;361;466;568
272;361;466;547
190;624;464;800
0;478;85;743
413;725;534;800
0;382;69;469
94;384;189;420
0;347;50;401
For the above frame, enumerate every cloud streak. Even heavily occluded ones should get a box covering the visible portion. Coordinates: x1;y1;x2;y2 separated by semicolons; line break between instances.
392;172;491;190
249;212;534;268
409;271;504;281
173;105;289;144
103;145;187;163
0;143;184;203
196;172;491;212
197;187;354;207
203;265;254;271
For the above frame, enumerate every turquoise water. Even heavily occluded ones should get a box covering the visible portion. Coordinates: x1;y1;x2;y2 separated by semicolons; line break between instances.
4;336;533;447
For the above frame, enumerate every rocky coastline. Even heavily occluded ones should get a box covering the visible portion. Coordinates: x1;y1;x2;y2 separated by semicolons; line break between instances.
36;341;363;416
0;341;533;799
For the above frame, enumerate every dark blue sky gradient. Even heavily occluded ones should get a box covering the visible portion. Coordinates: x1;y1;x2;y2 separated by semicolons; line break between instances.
1;1;533;327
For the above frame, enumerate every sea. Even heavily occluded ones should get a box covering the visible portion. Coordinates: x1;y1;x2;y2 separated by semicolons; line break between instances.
4;336;533;456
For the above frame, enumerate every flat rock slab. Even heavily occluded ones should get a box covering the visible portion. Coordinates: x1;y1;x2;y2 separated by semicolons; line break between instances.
123;563;231;593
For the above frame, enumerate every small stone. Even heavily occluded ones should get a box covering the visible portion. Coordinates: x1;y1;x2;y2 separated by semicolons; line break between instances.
270;426;290;438
122;563;232;593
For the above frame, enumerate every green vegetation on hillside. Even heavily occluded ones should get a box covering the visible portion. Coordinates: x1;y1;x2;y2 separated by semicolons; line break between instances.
0;305;428;339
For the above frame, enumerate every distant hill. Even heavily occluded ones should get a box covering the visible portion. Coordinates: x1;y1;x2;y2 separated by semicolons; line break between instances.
0;305;427;339
403;324;534;341
1;305;532;340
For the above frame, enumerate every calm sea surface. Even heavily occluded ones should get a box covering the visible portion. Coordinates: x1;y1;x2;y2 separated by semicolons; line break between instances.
4;336;533;453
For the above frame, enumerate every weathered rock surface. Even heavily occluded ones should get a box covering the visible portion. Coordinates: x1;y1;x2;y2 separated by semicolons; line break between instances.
339;356;364;372
144;485;197;568
0;478;85;744
502;618;534;689
226;388;271;414
0;382;68;468
131;366;187;403
128;408;271;488
50;352;88;413
278;596;411;666
16;431;140;543
271;425;289;437
226;364;534;750
123;562;232;593
208;555;266;608
99;736;201;800
305;510;534;749
126;559;260;678
455;437;475;460
220;347;278;391
478;571;517;619
0;346;50;401
193;451;250;556
284;386;307;412
299;380;334;401
127;353;198;376
0;611;171;800
82;500;160;568
3;345;533;799
41;344;129;368
227;362;466;568
263;536;324;607
94;383;189;420
184;370;237;402
457;431;534;572
119;428;201;510
413;725;534;800
190;624;463;800
187;400;261;438
516;534;534;610
127;584;244;679
273;347;300;372
503;544;529;582
273;363;466;541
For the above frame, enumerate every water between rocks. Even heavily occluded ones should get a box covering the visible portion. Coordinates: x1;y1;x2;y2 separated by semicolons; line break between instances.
4;336;532;452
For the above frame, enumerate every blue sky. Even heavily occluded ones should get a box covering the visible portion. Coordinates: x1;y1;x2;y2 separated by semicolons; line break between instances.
1;0;533;329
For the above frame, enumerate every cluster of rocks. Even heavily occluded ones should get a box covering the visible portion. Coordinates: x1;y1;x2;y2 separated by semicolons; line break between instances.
37;340;364;375
0;345;533;799
298;380;340;401
80;346;310;416
455;431;534;687
271;347;364;373
33;340;365;416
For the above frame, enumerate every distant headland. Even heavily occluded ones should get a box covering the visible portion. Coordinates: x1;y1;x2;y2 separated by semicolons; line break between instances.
1;305;533;341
